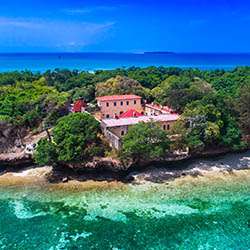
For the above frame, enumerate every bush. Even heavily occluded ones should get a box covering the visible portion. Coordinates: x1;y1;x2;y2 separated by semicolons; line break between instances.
120;122;170;163
35;113;104;165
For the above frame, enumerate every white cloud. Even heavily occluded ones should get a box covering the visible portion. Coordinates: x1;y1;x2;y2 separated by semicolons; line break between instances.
62;8;92;15
0;17;43;28
62;6;117;16
0;17;115;51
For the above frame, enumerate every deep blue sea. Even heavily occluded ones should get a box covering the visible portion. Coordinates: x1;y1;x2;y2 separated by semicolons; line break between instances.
0;53;250;72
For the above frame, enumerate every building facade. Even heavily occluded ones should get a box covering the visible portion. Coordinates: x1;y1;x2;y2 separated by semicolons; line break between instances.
101;114;180;149
96;95;143;119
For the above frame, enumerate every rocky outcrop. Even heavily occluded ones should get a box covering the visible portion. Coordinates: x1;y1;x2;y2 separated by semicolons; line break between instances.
0;130;47;166
66;157;127;172
0;121;26;153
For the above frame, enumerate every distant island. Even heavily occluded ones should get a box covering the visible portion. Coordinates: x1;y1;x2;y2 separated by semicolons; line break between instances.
144;51;175;55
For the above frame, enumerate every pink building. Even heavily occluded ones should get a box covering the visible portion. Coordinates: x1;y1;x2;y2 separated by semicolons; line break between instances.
96;95;143;119
96;94;179;149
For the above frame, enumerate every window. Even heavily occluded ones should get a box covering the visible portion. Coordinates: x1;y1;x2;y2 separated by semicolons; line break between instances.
126;101;129;105
106;102;109;107
121;131;125;136
167;124;170;130
114;102;117;106
121;101;123;106
106;114;110;118
134;100;137;105
163;125;166;130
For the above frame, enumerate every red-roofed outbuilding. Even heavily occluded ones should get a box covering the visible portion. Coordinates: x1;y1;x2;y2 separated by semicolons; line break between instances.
72;99;87;113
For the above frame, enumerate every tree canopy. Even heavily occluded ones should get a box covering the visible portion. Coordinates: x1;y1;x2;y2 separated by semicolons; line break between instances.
35;113;104;165
95;75;151;100
0;77;69;128
120;122;170;163
237;82;250;134
0;66;249;161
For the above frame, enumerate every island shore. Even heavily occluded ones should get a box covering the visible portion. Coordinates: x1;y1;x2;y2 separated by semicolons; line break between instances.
0;150;249;188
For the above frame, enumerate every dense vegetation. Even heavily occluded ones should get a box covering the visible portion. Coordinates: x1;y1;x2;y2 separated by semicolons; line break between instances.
0;77;69;128
0;66;249;164
35;113;104;165
121;122;170;164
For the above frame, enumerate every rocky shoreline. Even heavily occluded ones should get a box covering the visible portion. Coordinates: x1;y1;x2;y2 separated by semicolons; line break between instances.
0;150;249;186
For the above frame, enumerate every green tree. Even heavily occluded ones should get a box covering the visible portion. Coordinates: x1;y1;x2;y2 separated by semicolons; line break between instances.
95;75;151;100
34;139;58;165
154;76;213;112
237;82;250;134
181;101;223;152
120;122;170;163
35;113;104;165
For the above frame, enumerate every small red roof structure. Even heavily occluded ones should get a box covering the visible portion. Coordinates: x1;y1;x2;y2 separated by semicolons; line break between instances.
72;99;87;113
119;109;143;118
96;94;141;102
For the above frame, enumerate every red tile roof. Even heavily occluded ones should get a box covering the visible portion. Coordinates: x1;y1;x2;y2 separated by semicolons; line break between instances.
72;100;87;112
96;94;142;102
119;109;143;118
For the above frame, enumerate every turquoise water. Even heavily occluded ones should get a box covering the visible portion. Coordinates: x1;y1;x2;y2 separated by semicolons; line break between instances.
1;53;250;72
0;170;249;249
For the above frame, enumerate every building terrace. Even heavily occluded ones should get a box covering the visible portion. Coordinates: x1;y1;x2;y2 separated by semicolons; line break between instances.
101;113;180;149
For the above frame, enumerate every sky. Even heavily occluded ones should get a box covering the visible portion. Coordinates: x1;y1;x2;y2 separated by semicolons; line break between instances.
0;0;249;53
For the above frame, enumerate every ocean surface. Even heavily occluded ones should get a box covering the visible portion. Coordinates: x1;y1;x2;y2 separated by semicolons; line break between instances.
0;53;250;72
0;167;249;249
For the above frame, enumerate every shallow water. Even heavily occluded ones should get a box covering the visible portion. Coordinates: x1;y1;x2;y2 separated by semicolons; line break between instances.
0;169;249;249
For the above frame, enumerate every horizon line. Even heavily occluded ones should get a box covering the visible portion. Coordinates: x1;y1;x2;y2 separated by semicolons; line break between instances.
0;51;250;55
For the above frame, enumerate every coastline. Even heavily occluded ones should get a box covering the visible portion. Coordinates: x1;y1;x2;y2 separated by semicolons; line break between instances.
0;150;249;188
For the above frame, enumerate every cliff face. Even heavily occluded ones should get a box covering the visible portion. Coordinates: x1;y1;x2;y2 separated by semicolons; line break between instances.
0;125;47;166
0;121;26;153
